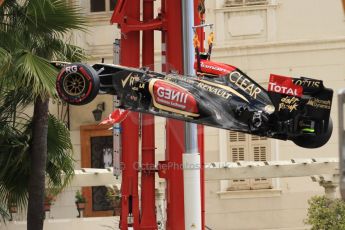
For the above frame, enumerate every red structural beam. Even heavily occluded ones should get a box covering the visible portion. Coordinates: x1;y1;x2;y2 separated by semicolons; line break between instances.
111;0;206;229
111;0;163;33
118;1;140;229
162;0;186;229
140;0;157;229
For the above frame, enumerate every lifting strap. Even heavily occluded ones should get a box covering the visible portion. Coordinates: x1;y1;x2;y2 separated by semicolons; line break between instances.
207;31;214;60
194;32;202;72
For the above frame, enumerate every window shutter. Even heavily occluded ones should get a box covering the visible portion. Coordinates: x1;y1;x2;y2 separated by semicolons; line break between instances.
225;0;244;7
225;0;267;7
251;135;267;141
229;131;246;142
250;135;271;189
245;0;267;6
231;146;245;162
253;146;267;161
227;132;272;191
227;131;250;190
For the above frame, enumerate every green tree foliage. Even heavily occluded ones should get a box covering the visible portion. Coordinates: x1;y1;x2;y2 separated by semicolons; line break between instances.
0;108;75;211
306;196;345;230
0;0;86;228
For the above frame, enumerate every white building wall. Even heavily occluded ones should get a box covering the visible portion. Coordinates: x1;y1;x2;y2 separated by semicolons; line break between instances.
202;0;344;229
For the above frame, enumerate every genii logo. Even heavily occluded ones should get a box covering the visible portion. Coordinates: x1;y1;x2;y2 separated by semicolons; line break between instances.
268;74;303;97
151;80;198;114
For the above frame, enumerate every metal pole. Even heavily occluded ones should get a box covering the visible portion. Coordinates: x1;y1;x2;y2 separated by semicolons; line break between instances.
182;0;201;229
338;89;345;200
193;0;206;227
183;0;198;153
113;39;122;179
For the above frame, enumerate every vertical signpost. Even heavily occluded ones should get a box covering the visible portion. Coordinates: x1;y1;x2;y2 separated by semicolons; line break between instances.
338;89;345;200
113;39;122;178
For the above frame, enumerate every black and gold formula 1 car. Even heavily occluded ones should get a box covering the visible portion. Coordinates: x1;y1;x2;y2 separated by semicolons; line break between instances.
54;59;333;149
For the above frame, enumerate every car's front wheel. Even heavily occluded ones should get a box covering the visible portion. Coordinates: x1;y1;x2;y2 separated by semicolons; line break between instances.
56;63;99;105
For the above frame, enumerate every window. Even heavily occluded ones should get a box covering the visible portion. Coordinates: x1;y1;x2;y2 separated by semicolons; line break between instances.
227;131;271;191
90;0;117;13
225;0;268;7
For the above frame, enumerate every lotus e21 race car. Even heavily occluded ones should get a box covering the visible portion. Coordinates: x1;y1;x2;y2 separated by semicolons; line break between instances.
54;58;333;149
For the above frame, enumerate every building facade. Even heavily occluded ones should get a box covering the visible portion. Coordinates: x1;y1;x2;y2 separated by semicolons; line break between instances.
47;0;345;229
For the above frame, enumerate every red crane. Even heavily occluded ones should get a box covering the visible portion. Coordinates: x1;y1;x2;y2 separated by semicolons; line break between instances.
111;1;205;229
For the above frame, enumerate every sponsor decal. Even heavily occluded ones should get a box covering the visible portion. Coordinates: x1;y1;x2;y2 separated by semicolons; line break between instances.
156;87;188;109
121;73;132;87
268;74;303;97
197;79;249;102
293;79;321;88
197;82;232;99
121;73;140;88
198;60;235;76
228;71;262;99
164;73;248;102
65;65;78;73
149;79;199;116
200;62;230;74
278;96;299;112
306;98;331;110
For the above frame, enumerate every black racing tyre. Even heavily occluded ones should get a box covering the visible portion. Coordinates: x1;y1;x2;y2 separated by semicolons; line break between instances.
292;118;333;149
56;63;99;105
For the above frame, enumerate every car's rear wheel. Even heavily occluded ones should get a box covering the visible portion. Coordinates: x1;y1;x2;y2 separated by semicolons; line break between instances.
56;63;99;105
292;118;333;148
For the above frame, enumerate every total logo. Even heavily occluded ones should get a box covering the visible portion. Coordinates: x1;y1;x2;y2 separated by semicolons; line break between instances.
150;80;198;114
268;74;303;97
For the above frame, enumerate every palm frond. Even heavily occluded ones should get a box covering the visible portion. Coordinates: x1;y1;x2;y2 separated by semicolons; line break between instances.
25;0;87;36
0;114;75;216
0;47;12;77
0;0;86;223
51;39;87;62
46;114;74;191
0;89;34;118
14;52;57;98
